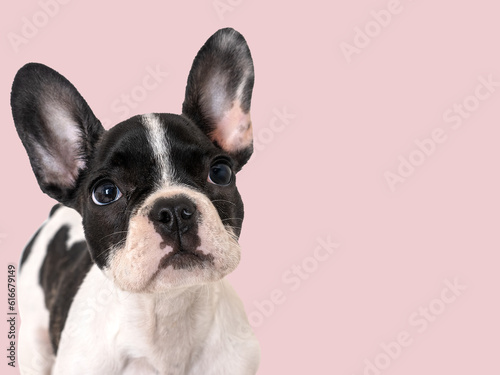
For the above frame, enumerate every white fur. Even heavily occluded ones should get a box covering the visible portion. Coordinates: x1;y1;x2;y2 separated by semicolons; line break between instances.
143;113;173;185
54;266;260;375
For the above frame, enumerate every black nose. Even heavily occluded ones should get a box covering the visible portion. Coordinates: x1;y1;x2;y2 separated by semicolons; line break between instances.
149;196;197;234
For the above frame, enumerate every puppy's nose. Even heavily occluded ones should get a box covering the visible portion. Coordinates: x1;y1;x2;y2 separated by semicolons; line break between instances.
149;196;197;234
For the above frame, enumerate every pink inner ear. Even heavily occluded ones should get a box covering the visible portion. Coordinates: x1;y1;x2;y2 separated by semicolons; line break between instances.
211;100;253;153
37;101;86;188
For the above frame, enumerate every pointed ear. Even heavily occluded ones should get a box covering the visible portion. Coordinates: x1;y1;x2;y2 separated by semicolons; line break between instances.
11;63;104;207
182;28;255;170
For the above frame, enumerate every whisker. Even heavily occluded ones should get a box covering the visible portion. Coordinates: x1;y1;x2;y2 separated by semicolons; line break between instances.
99;231;129;241
93;238;127;261
210;199;237;207
223;224;242;231
221;217;243;222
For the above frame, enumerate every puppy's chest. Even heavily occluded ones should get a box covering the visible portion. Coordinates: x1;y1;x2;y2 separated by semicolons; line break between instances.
62;267;214;373
115;305;208;373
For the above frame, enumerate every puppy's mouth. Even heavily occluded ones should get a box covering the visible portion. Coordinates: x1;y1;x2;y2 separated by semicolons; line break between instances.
158;247;215;270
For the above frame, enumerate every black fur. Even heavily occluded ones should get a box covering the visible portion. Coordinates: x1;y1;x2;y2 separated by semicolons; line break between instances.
20;225;44;269
40;226;92;353
11;63;104;207
49;204;62;217
20;204;61;269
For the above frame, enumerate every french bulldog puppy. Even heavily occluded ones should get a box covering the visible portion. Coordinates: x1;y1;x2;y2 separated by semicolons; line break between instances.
11;28;260;375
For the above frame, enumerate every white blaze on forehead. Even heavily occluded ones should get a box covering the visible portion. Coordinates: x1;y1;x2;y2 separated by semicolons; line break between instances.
142;113;172;185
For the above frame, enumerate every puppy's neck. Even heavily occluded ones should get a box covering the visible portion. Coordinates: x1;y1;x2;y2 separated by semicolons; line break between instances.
144;284;217;319
109;275;219;319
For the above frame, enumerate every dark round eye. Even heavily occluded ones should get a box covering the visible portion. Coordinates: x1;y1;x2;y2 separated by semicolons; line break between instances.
92;181;122;206
208;161;233;186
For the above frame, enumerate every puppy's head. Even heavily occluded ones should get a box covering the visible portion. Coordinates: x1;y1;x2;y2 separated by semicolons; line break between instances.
10;28;255;292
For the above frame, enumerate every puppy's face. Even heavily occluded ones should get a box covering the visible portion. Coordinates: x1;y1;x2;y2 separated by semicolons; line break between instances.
11;28;255;292
82;114;244;292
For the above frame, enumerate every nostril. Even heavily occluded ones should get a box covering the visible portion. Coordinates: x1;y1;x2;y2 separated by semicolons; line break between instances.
181;208;193;220
149;196;197;235
158;208;172;224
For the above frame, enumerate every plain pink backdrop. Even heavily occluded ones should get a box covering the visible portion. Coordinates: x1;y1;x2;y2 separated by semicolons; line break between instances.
1;1;500;374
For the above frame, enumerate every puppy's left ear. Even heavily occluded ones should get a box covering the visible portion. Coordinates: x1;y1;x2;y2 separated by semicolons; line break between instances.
182;28;255;171
11;63;104;208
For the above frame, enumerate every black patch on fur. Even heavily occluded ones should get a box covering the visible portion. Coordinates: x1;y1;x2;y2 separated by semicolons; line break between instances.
49;203;62;217
39;226;92;354
20;205;61;269
19;225;44;269
81;116;159;268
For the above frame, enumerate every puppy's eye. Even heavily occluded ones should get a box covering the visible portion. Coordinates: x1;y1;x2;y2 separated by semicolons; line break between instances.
208;161;233;186
92;181;122;206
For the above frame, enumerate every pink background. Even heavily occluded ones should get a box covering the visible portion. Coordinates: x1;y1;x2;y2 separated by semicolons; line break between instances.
1;1;500;374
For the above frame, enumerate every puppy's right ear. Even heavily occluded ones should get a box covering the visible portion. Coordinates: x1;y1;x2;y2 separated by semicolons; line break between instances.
182;28;255;171
11;63;104;208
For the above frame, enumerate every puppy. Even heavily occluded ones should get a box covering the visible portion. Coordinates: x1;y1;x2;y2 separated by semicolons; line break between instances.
11;28;260;375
